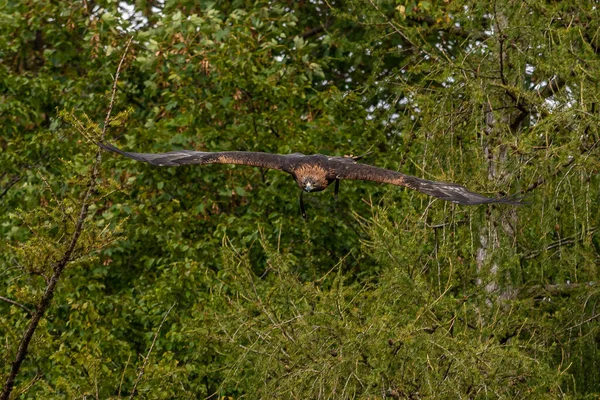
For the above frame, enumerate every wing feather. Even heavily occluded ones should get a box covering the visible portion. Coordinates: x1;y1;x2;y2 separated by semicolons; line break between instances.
98;142;292;172
334;162;521;205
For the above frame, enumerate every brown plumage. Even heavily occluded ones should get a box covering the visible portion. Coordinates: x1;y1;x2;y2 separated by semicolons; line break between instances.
98;142;522;212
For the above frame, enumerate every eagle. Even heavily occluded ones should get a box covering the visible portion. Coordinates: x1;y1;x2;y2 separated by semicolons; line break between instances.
98;142;522;217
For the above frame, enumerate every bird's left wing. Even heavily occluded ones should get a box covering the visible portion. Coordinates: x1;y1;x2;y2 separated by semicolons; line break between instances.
333;162;522;205
98;142;293;172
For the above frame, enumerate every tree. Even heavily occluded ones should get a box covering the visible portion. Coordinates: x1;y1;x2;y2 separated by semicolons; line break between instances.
1;0;598;398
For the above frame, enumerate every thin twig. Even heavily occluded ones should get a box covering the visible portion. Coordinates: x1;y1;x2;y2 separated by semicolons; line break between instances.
103;37;132;138
523;226;597;260
118;354;132;397
38;171;74;223
522;158;575;194
0;175;22;201
513;282;596;302
0;153;49;203
0;295;34;316
367;0;436;61
301;19;333;39
0;36;133;400
13;373;42;398
563;311;600;332
130;302;176;399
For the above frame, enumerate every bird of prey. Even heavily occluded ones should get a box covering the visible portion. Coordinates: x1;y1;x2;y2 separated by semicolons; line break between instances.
98;142;522;218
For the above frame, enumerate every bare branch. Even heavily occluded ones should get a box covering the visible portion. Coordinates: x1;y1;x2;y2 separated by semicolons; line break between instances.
301;19;333;39
518;282;596;300
129;302;176;399
367;0;437;61
563;311;600;332
118;354;132;397
523;227;598;260
522;158;575;194
0;36;133;400
537;76;566;99
0;174;22;201
38;171;74;223
0;295;34;316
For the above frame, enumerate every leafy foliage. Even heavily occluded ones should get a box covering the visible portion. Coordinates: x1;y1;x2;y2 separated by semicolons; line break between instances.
1;0;599;398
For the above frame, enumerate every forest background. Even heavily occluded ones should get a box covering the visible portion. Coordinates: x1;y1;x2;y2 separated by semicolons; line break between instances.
1;0;600;398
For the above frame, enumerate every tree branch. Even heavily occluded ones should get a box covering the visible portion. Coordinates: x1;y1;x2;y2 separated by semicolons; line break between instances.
0;37;133;400
129;302;176;398
0;152;49;202
0;295;34;316
518;281;596;300
522;157;576;195
523;226;598;260
537;76;566;99
368;0;437;61
301;19;333;39
0;174;22;201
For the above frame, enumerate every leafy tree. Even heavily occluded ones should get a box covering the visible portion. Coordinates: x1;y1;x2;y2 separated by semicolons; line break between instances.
1;0;599;398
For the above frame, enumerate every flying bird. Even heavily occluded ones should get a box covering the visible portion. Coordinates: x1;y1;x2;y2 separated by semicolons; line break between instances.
98;142;522;218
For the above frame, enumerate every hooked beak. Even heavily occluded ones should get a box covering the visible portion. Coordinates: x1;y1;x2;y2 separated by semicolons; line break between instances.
305;182;313;192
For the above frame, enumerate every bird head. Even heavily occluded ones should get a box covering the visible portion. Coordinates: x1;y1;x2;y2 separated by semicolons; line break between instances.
299;177;327;192
302;178;316;192
293;163;330;193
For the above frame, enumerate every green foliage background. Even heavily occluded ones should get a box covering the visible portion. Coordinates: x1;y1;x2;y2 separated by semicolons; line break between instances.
1;0;599;398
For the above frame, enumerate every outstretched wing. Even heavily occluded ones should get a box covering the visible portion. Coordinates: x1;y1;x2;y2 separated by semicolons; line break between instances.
98;142;293;172
333;162;521;205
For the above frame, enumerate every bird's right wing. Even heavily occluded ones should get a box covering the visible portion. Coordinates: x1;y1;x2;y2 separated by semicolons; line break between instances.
98;142;293;172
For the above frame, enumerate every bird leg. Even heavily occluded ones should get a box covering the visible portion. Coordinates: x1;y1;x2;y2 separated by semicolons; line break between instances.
299;192;307;220
334;179;339;200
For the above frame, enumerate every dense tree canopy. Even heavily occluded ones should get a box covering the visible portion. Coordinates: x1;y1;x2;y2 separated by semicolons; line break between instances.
1;0;599;398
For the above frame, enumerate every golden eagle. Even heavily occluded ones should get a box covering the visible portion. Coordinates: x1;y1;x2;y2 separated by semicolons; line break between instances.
98;143;522;217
